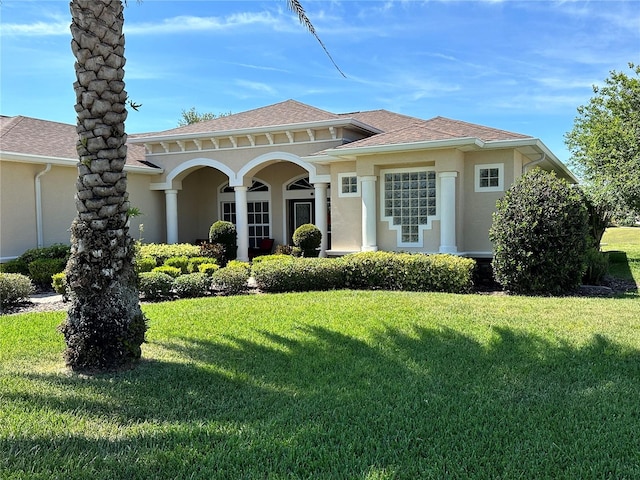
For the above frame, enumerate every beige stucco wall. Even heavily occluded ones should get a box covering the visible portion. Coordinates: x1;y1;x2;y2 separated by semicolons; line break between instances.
0;159;164;260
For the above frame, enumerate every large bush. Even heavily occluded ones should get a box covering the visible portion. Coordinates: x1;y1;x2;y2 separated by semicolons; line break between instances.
1;244;70;277
209;221;237;264
164;256;190;274
489;168;589;294
252;257;345;293
292;224;322;257
0;273;35;310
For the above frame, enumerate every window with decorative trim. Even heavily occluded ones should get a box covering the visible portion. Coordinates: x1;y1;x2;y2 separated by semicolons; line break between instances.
381;168;437;246
338;173;359;197
219;179;271;248
475;163;504;192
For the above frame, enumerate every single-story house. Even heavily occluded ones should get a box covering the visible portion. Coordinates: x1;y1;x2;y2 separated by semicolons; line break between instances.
1;99;576;262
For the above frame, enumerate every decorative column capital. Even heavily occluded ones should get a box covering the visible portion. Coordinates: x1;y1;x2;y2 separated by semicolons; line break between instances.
438;171;458;179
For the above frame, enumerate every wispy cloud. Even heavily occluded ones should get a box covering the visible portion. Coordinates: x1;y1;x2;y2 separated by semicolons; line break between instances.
0;19;68;36
234;80;277;96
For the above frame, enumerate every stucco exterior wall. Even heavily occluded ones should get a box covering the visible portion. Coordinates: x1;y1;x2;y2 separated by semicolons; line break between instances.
329;161;361;252
0;159;163;260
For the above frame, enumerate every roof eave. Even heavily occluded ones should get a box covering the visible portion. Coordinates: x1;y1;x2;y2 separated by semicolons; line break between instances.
0;151;163;175
129;118;382;144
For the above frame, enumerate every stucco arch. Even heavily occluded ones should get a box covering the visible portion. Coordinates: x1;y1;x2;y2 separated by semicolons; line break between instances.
235;151;328;187
151;158;237;190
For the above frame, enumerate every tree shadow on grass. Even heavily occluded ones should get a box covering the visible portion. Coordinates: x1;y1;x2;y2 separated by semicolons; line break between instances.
606;250;639;294
4;324;640;478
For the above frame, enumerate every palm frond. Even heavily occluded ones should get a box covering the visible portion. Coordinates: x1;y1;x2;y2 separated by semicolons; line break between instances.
286;0;346;78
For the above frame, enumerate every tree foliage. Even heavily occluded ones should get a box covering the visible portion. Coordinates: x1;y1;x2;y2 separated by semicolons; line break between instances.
565;63;640;220
177;107;231;126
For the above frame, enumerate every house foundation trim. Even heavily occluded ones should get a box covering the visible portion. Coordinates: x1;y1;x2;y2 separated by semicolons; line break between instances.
438;172;458;254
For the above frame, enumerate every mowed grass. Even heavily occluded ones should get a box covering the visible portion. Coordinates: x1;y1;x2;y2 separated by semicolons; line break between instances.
2;229;640;479
3;290;640;479
602;226;640;286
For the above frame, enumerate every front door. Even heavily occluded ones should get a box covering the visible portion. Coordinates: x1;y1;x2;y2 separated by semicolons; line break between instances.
289;200;314;242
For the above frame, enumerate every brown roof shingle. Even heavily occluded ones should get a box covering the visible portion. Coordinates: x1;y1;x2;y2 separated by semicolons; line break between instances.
0;115;150;167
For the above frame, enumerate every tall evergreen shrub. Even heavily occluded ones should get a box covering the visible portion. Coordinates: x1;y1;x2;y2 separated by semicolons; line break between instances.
489;168;589;294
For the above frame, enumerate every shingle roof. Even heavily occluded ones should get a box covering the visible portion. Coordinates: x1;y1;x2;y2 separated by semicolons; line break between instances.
140;99;341;137
331;115;532;150
0;115;149;167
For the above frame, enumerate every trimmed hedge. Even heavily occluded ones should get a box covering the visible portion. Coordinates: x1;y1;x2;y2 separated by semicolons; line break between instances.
187;256;217;273
52;272;69;301
173;273;210;298
198;263;220;276
342;251;475;293
28;258;67;287
165;256;190;274
137;243;201;266
152;265;181;278
0;273;35;309
139;271;174;300
252;257;344;293
135;256;157;274
211;261;250;295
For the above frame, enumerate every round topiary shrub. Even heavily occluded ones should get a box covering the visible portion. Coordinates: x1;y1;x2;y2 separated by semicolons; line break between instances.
209;221;237;264
0;273;35;310
138;271;174;300
211;261;250;295
151;265;181;278
489;168;589;294
135;256;157;274
173;272;210;298
292;223;322;257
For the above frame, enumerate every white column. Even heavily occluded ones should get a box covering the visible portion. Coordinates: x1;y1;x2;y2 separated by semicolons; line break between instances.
360;175;378;252
234;186;249;262
165;189;179;244
314;182;329;257
438;172;458;254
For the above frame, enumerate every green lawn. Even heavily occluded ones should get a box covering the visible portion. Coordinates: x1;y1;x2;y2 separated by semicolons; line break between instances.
2;231;640;479
602;226;640;286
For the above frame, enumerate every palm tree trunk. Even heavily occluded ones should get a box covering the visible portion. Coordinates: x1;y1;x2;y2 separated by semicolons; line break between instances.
60;0;146;372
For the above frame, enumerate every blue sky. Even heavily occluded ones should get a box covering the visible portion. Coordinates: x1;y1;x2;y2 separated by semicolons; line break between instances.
1;0;639;164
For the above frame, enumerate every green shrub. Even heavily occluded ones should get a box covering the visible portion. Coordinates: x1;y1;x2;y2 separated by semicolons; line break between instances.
0;273;34;310
395;254;475;293
28;258;67;287
292;224;322;257
138;271;174;300
20;244;70;264
489;168;589;294
252;257;345;293
51;272;69;301
187;256;217;273
138;243;201;266
583;247;610;285
342;251;401;290
173;273;210;298
341;251;475;293
165;256;190;274
0;258;29;275
250;254;292;264
274;244;294;255
209;221;237;264
211;261;250;295
198;263;220;276
198;243;226;266
135;256;157;274
152;265;181;278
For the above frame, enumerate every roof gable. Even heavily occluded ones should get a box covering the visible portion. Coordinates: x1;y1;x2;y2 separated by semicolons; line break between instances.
147;99;341;137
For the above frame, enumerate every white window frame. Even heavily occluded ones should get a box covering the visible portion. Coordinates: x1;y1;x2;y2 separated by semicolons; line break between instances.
475;163;504;192
380;167;438;247
338;172;360;198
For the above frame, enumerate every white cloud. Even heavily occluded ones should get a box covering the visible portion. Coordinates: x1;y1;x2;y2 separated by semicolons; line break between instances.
234;80;277;96
0;20;68;37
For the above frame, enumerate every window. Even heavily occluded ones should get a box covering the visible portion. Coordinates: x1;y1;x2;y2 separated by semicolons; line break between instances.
475;163;504;192
219;179;271;248
338;173;359;197
381;168;437;245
